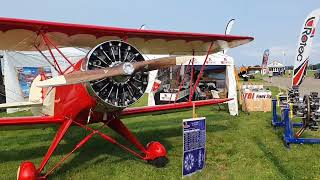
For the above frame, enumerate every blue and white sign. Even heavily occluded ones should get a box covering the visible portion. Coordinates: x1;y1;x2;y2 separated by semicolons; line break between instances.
182;117;206;177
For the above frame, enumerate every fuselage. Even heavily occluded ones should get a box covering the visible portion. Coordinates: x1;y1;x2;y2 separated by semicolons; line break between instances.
49;60;104;124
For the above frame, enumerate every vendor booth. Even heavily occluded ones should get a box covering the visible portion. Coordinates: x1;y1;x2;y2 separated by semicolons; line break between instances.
146;52;238;116
1;48;86;113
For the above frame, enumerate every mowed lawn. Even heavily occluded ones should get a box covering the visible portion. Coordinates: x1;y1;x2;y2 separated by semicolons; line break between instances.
2;97;320;179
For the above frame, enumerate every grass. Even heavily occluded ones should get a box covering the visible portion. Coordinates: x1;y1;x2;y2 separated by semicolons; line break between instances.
239;73;268;85
283;70;315;78
248;73;266;83
2;88;320;179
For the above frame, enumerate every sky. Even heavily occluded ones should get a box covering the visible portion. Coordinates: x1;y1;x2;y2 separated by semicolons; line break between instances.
0;0;320;66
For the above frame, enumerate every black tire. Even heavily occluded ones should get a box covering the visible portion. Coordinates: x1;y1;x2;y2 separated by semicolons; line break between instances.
148;156;169;168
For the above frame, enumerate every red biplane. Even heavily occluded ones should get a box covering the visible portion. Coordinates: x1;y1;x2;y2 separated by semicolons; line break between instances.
0;17;253;179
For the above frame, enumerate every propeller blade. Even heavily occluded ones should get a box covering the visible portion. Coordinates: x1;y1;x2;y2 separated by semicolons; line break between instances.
37;56;191;88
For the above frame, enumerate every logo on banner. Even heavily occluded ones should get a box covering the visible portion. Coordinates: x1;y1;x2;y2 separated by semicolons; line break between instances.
297;17;316;62
293;9;320;87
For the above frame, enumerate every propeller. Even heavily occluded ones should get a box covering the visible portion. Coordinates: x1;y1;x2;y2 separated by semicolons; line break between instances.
37;56;191;88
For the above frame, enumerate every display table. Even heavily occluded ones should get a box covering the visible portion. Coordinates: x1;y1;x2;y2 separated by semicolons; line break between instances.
240;85;272;112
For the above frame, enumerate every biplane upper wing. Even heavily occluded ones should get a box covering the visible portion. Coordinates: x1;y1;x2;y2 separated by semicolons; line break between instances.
0;99;229;126
0;17;253;55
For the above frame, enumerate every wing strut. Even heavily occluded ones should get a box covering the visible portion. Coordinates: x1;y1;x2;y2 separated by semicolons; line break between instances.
189;51;196;101
41;33;64;75
34;45;61;73
189;42;214;101
34;33;77;76
41;33;75;73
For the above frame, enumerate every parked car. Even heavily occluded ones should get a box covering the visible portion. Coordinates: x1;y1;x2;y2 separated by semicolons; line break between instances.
314;69;320;79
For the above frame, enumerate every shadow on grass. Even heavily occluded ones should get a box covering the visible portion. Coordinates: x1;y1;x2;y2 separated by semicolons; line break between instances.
0;132;56;146
253;137;293;179
1;118;228;174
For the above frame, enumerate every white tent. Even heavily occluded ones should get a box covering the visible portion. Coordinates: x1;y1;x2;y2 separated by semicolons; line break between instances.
1;48;87;113
146;52;238;116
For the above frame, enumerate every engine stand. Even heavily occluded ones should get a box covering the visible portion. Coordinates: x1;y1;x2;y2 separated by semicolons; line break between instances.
271;99;302;128
282;107;320;148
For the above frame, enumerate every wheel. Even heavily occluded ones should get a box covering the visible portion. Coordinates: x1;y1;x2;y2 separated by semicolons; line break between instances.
144;141;168;167
148;156;169;168
17;161;38;180
301;95;311;128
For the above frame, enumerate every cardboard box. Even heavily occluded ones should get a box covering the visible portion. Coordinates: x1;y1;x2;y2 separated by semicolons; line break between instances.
242;98;271;112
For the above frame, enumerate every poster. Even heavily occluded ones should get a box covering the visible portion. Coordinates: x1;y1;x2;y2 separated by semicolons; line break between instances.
182;117;206;177
17;67;52;97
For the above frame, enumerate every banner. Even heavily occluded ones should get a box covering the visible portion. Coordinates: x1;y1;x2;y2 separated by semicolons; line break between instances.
261;49;270;68
224;19;235;35
183;117;206;177
17;67;52;97
223;19;235;54
293;9;320;86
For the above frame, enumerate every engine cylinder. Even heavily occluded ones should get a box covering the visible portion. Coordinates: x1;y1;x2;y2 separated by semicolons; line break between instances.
82;40;148;111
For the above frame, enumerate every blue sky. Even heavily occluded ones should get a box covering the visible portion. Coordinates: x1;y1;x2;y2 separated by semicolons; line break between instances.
0;0;320;65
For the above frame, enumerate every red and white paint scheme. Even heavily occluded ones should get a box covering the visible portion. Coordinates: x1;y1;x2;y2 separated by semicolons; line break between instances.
293;9;320;86
0;17;253;179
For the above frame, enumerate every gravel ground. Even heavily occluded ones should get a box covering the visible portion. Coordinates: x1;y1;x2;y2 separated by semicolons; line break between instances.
265;76;320;95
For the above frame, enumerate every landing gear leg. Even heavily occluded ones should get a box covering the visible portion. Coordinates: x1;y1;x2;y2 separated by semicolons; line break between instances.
106;118;169;167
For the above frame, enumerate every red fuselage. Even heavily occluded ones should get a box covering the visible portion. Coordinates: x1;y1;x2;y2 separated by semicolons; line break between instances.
52;60;104;124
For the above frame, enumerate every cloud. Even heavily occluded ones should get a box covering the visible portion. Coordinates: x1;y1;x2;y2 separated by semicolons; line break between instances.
311;42;320;55
235;42;320;66
267;42;320;65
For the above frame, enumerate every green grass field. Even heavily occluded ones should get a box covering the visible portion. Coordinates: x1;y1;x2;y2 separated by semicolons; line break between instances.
2;92;320;179
283;70;316;78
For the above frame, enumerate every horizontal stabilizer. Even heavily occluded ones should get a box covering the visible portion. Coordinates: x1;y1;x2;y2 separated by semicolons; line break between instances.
0;101;42;109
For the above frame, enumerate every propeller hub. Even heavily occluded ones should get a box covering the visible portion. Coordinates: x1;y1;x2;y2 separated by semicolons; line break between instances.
123;62;134;75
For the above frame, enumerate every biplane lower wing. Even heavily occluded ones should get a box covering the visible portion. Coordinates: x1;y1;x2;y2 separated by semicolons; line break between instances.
0;116;63;126
121;98;230;116
0;99;229;126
